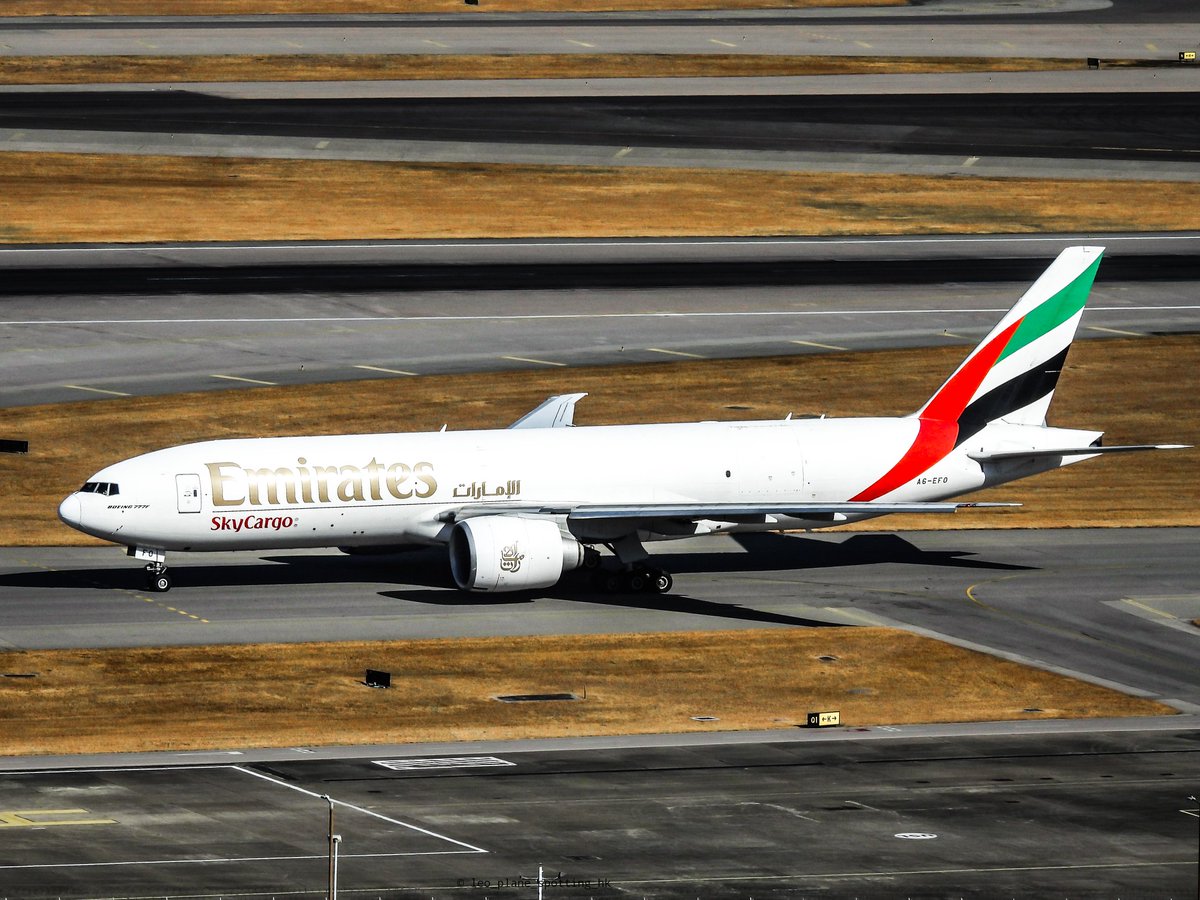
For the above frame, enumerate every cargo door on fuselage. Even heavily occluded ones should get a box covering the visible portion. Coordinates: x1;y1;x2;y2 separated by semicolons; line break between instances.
176;473;202;513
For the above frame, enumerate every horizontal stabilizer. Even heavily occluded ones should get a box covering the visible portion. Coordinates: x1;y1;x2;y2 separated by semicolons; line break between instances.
508;393;588;429
970;444;1190;463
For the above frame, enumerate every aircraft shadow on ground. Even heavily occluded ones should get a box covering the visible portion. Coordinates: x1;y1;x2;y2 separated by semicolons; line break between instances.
0;533;1032;612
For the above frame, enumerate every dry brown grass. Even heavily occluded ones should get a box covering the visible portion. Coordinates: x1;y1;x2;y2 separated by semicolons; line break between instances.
2;335;1195;547
0;628;1171;756
0;53;1079;84
4;152;1200;245
1;0;904;16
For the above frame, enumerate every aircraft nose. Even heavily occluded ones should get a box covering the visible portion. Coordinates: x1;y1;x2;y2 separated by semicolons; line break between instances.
58;494;82;529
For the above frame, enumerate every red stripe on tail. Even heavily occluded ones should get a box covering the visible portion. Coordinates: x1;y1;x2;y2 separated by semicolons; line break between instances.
851;320;1020;501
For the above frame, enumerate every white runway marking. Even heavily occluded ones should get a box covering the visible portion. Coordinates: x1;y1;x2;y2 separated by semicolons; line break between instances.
61;384;131;397
646;347;705;358
0;763;487;872
790;339;848;351
211;374;277;385
501;355;567;367
6;305;1196;328
354;364;418;376
374;755;515;771
234;765;488;852
1087;324;1143;337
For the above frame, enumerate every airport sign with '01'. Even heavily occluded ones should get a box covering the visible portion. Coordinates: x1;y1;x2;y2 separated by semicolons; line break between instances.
807;711;841;727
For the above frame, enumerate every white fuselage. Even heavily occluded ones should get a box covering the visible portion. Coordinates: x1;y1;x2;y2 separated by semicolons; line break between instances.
59;415;1077;554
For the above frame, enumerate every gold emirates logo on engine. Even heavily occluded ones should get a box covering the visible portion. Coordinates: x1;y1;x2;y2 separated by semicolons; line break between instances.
206;458;437;508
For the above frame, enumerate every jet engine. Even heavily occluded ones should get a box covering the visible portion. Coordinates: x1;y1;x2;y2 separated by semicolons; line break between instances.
449;515;585;592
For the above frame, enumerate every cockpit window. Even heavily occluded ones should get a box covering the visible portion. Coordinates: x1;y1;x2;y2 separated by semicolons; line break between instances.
79;481;120;496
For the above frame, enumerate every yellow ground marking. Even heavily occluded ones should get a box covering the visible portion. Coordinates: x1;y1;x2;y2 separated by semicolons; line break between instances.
500;355;567;367
790;339;849;351
354;364;418;376
1087;325;1142;337
709;38;738;48
211;374;277;385
0;809;116;827
1121;597;1178;620
646;347;705;358
62;384;131;397
1146;43;1159;51
141;595;209;623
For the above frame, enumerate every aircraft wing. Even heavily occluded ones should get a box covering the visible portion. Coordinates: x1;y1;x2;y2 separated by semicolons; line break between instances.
440;500;1017;526
562;501;1017;522
969;444;1189;463
508;393;588;429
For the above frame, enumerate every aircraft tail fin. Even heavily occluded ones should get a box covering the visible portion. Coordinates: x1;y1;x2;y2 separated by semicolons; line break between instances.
915;245;1103;440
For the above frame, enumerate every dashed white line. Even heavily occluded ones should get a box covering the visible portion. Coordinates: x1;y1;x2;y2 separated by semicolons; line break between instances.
7;306;1196;328
646;347;705;358
354;364;418;376
790;339;848;351
709;38;738;48
501;355;567;367
565;39;595;48
211;374;277;385
61;384;131;397
1087;325;1142;337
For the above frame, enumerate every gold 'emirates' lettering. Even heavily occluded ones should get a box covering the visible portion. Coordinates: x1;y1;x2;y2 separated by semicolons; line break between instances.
207;458;437;508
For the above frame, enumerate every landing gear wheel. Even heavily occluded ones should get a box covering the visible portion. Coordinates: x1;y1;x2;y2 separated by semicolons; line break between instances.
145;561;171;593
626;571;647;592
582;546;602;570
652;571;673;594
600;572;623;594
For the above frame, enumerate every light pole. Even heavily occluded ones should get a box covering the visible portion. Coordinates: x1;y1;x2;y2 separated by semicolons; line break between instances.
321;793;339;900
1190;795;1198;900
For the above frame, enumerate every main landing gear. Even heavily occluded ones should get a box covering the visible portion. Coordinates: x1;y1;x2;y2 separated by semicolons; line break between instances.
585;535;674;595
594;564;673;595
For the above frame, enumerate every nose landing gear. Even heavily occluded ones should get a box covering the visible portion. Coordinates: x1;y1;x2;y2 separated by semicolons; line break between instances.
146;562;172;593
129;546;171;592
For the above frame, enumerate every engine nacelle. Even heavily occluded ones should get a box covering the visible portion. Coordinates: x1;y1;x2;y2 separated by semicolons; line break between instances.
449;515;585;592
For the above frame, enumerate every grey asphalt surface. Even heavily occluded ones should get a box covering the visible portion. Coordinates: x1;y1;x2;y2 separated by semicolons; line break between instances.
1;725;1196;898
1;16;1190;58
3;528;1198;711
1;234;1197;406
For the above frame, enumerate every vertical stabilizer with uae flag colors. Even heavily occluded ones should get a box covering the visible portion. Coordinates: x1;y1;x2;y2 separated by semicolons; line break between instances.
851;246;1185;504
917;244;1103;438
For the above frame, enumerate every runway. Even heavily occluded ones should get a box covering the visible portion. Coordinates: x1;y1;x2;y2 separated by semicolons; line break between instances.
1;724;1196;898
3;528;1198;709
0;234;1197;405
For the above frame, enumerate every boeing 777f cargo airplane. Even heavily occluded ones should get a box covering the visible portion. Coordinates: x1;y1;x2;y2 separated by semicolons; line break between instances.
59;247;1183;594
